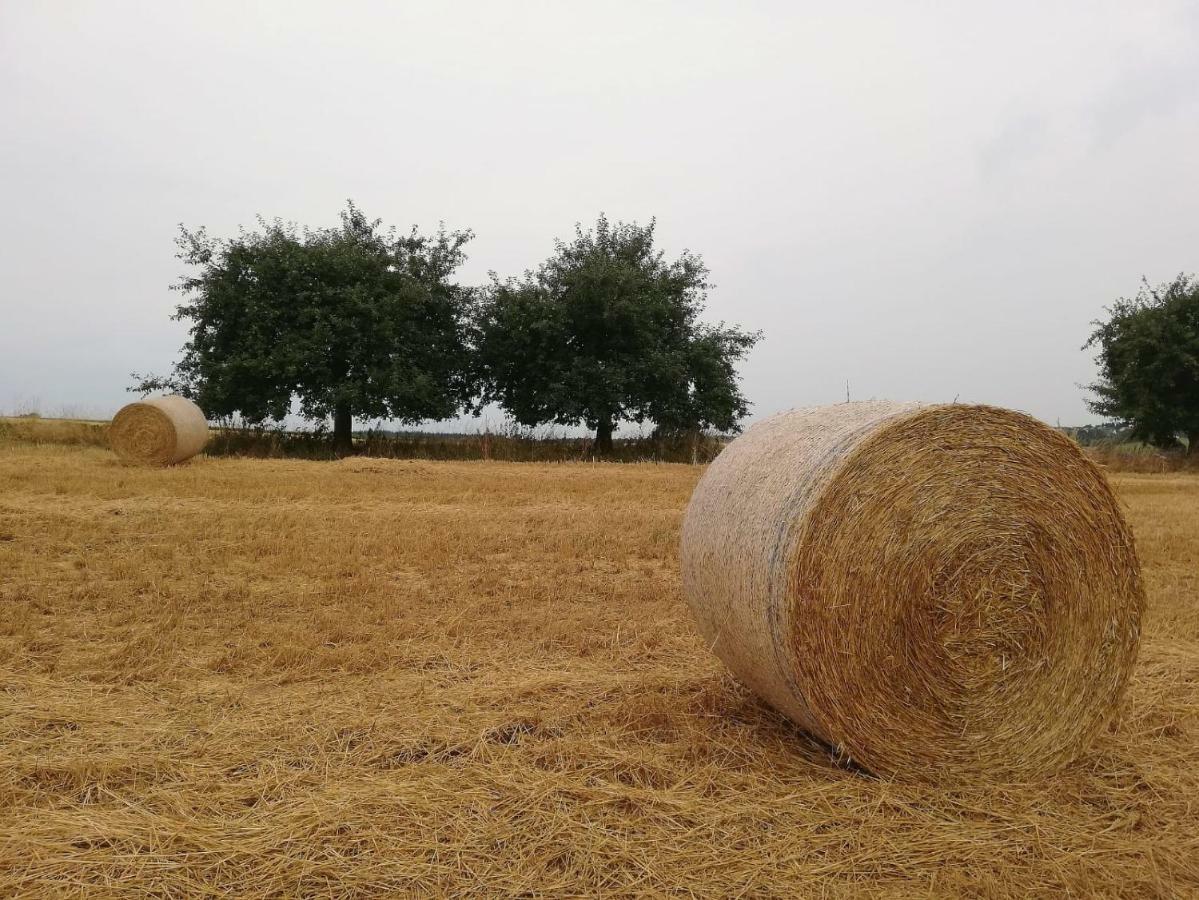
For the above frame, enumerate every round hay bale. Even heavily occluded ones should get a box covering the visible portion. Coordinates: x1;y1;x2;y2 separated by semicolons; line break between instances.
680;402;1143;779
109;395;209;466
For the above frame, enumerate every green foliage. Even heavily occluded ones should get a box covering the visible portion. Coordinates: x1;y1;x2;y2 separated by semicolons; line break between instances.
134;202;474;451
1084;273;1199;454
474;214;759;454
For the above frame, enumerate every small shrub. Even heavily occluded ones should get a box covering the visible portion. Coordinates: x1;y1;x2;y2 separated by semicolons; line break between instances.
206;423;728;464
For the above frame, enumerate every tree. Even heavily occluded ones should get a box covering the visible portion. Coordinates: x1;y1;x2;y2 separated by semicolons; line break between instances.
134;202;474;455
1084;273;1199;455
475;214;760;455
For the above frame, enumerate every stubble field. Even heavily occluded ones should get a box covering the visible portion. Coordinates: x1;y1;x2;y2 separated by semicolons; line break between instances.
1;443;1197;897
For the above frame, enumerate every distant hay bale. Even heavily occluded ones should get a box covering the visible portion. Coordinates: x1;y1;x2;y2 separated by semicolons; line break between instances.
680;402;1144;780
109;395;209;466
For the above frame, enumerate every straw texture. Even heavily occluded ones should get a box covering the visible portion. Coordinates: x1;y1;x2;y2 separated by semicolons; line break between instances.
109;395;209;466
680;402;1144;779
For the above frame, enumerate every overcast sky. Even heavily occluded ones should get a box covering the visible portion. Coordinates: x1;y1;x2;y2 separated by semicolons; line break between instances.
2;1;1197;430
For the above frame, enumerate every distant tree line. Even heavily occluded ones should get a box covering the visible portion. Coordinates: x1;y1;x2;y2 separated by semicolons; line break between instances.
135;202;760;456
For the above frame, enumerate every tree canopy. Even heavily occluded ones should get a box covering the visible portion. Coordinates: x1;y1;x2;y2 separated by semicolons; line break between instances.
1084;273;1199;455
135;202;474;454
474;215;759;455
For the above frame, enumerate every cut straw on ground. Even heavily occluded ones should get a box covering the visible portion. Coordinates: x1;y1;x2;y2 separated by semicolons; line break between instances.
0;443;1195;896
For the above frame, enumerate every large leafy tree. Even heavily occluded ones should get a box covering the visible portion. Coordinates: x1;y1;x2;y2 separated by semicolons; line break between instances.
135;202;474;454
1084;273;1199;455
475;214;760;455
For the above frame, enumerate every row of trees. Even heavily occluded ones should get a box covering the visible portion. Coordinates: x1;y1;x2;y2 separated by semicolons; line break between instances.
136;203;760;455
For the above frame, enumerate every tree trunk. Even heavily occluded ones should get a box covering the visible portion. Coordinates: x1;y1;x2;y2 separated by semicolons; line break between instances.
333;403;353;457
593;416;614;459
1188;430;1199;457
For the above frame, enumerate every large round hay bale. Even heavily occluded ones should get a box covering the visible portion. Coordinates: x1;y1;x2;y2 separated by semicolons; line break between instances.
109;395;209;466
680;402;1144;779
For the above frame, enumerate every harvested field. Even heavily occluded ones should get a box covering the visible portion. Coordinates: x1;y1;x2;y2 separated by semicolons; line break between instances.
1;443;1197;897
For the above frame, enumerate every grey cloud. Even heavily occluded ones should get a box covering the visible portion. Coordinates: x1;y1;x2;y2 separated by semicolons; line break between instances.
1;0;1196;429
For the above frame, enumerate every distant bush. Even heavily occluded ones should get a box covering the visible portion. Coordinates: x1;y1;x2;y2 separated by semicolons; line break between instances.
1060;423;1130;446
206;422;728;464
1;414;726;462
1058;424;1198;472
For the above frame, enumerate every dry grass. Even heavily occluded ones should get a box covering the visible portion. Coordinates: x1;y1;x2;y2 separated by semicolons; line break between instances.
1088;445;1199;474
0;416;109;449
0;443;1196;897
